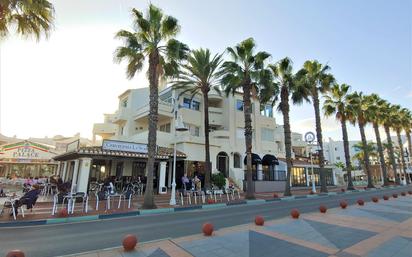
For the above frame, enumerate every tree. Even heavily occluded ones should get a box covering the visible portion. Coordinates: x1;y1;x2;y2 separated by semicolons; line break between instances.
172;48;223;190
402;109;412;181
393;105;410;184
301;60;335;192
352;141;378;170
219;38;271;199
347;92;374;188
381;101;400;184
263;57;309;196
364;94;389;186
0;0;54;40
323;83;355;190
114;4;188;209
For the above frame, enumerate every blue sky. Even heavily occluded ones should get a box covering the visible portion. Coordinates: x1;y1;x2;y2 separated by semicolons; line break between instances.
0;0;411;141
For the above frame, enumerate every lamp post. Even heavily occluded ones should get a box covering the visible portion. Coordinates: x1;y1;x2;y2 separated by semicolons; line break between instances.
305;132;316;193
170;97;188;206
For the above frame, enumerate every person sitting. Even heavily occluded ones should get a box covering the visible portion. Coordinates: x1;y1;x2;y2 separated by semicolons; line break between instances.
181;174;190;191
194;175;201;191
11;184;41;216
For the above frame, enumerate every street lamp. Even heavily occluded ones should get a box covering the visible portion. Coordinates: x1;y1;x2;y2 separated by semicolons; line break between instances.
169;97;188;206
304;132;316;193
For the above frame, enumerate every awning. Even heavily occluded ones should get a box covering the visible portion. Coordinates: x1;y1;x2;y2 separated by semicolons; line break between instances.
243;153;262;165
262;154;279;165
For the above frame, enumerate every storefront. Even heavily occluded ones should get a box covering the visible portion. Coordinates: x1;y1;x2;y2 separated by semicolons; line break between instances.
53;140;186;194
0;140;58;178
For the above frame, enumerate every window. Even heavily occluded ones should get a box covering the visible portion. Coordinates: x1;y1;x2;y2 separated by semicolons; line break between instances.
260;104;273;118
183;98;200;111
184;123;200;137
335;147;338;151
261;128;274;141
336;157;340;160
291;167;307;186
122;99;128;108
236;100;243;111
233;153;241;168
120;126;125;135
236;100;255;113
159;123;171;133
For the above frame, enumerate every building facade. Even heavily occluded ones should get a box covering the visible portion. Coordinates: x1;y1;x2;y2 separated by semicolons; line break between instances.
89;85;336;192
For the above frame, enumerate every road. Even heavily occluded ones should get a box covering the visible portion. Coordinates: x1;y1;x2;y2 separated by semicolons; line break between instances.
0;186;410;257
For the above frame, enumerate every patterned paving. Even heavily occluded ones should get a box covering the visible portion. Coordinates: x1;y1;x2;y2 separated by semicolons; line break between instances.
75;195;412;257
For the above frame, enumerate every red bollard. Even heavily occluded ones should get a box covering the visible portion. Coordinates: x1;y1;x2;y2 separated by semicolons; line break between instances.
122;234;138;251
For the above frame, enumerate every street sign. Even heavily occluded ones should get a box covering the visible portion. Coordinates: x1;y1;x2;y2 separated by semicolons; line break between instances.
304;132;316;143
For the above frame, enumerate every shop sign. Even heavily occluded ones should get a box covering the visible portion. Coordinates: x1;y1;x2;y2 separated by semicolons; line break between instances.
102;140;148;153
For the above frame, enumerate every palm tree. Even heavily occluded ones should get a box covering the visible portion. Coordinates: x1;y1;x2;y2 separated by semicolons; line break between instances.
219;38;271;199
347;92;374;188
365;94;389;186
403;109;412;181
382;101;400;184
0;0;54;40
172;48;223;190
264;57;309;196
114;4;188;209
323;83;355;190
352;142;378;172
301;60;335;192
393;105;410;184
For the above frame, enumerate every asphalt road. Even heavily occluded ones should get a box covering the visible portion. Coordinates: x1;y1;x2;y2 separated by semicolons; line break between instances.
0;186;411;257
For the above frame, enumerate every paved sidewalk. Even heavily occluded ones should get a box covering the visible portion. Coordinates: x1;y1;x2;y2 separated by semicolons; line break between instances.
70;194;412;257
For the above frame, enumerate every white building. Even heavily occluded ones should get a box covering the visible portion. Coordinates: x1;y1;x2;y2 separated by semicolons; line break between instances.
323;138;362;167
53;85;337;195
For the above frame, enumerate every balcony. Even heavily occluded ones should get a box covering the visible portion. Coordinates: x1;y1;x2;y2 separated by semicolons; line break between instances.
93;123;117;139
112;109;128;124
135;100;173;121
209;107;223;126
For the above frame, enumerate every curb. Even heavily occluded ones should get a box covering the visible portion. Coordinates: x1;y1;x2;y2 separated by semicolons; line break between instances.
0;185;407;227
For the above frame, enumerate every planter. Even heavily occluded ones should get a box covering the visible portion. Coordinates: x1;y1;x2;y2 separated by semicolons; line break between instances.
392;193;398;198
383;195;389;200
372;197;379;203
357;199;364;206
207;199;215;204
319;205;327;213
202;223;214;236
255;216;264;226
401;192;406;196
408;191;412;195
340;200;348;209
58;208;69;218
6;250;25;257
290;209;300;219
122;234;138;251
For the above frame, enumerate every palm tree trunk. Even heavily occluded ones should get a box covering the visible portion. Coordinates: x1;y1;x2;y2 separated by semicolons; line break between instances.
374;123;388;186
396;129;409;184
312;91;328;192
143;50;159;209
359;121;374;188
243;80;255;200
202;89;211;189
407;130;412;183
281;87;292;196
385;125;400;184
341;117;354;190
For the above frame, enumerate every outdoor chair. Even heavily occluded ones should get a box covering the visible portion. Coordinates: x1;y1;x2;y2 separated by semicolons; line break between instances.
1;198;25;220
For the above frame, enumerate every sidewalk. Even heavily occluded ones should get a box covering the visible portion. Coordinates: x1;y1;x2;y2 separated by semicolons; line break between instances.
69;194;412;257
0;186;378;222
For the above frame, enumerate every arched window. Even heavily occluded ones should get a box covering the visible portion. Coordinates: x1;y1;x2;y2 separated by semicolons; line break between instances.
233;153;241;168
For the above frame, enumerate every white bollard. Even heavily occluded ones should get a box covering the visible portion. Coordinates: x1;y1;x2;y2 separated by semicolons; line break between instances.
180;193;184;205
202;191;206;204
214;192;217;202
194;192;197;205
188;193;192;205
